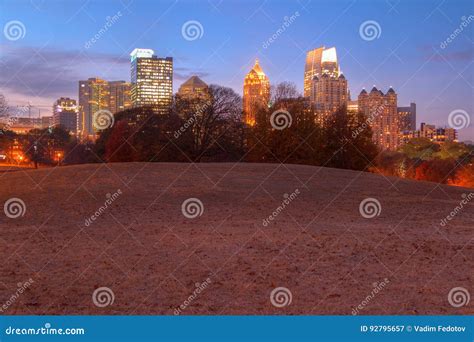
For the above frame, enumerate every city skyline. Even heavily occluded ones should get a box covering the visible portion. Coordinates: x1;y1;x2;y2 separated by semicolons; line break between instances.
0;0;472;141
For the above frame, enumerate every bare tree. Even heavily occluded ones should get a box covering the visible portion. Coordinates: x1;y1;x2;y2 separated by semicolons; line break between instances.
189;85;243;161
271;81;300;105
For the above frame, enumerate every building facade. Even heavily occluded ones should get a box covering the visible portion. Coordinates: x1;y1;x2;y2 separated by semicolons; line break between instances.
398;103;416;131
53;97;78;133
358;86;399;150
304;47;324;98
108;81;131;114
243;59;270;126
78;77;110;137
309;47;347;124
130;48;173;114
178;76;209;99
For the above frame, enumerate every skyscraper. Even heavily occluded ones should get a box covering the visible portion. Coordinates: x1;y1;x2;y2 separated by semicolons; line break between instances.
53;97;78;133
78;77;110;138
130;48;173;114
108;81;131;114
309;47;348;124
304;47;324;98
178;76;209;99
243;59;270;126
398;102;416;132
358;86;399;150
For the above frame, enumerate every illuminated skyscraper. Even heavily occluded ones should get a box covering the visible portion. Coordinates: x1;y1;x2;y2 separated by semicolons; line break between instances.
309;47;347;124
130;48;173;114
358;86;399;150
304;47;324;98
108;81;131;114
78;77;110;138
398;102;416;132
243;59;270;126
178;76;209;99
53;97;78;133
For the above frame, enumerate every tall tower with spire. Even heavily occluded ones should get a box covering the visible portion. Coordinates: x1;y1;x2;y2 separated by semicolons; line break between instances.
308;47;348;124
243;59;270;126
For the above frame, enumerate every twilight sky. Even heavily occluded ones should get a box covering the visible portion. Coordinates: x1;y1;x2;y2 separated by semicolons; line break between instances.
0;0;473;141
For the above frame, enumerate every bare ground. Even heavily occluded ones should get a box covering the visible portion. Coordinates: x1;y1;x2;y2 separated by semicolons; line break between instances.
0;162;472;315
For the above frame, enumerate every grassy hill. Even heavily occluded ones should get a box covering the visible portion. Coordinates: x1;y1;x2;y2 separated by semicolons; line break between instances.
0;162;472;315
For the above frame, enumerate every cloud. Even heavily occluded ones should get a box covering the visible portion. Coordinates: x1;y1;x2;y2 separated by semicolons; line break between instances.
0;45;129;101
418;45;474;62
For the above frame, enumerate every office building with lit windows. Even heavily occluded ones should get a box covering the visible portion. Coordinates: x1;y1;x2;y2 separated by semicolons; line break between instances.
243;59;270;126
178;76;209;99
309;47;348;124
398;103;416;132
108;81;131;114
78;77;110;138
358;86;399;150
130;48;173;114
53;97;78;133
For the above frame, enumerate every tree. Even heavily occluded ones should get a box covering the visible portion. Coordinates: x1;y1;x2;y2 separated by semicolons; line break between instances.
323;107;378;170
400;138;439;160
451;163;474;188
